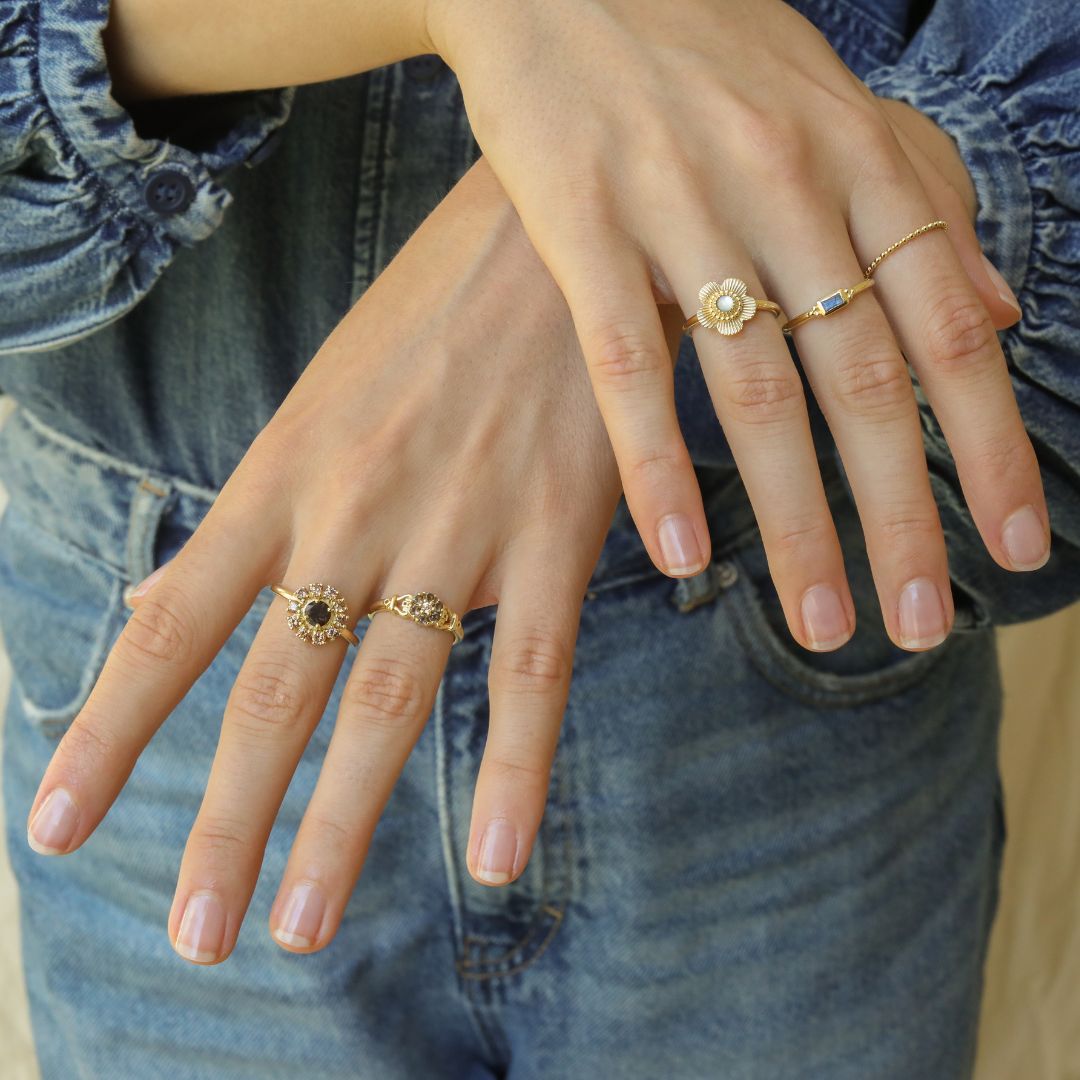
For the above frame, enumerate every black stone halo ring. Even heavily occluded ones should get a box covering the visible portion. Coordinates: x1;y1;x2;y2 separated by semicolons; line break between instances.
269;582;360;647
367;592;464;646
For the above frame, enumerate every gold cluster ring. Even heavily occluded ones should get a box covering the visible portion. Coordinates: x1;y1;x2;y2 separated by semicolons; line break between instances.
270;582;359;646
368;592;464;645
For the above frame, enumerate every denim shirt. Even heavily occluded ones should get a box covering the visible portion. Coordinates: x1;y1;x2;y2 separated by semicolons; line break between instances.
0;0;1077;628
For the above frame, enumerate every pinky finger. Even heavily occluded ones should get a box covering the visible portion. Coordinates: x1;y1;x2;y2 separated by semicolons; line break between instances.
466;558;586;887
879;110;1022;330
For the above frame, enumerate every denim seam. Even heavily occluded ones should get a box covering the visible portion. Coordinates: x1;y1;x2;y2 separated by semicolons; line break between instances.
13;403;219;505
18;574;126;735
125;476;175;586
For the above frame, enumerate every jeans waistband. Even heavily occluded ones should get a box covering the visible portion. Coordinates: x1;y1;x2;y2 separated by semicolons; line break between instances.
0;399;767;592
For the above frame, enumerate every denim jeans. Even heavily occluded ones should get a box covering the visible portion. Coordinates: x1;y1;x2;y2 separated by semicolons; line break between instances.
0;397;1005;1079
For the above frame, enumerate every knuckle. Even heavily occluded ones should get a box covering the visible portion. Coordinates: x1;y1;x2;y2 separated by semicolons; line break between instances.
588;325;666;388
122;593;194;666
484;752;551;790
228;655;308;732
303;812;355;851
342;658;426;733
733;104;808;181
625;443;691;486
924;294;998;374
844;106;909;188
191;814;249;860
58;713;117;769
768;515;835;559
720;360;804;426
491;633;570;695
876;508;941;546
831;344;912;417
972;431;1036;485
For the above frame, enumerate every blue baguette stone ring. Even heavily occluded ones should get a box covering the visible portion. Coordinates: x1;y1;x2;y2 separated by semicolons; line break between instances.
781;277;876;335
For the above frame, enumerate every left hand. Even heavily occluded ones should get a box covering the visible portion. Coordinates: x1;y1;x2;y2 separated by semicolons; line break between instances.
25;158;634;963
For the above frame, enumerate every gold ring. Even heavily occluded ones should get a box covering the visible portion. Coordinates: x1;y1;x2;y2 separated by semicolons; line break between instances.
781;278;876;336
269;582;360;646
682;278;786;336
368;592;464;645
863;219;948;278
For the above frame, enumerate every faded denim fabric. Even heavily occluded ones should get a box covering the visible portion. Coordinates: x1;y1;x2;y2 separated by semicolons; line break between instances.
0;0;1073;1075
0;403;1004;1079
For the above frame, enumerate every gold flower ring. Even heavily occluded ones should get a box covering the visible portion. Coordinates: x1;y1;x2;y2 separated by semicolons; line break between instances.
367;592;464;645
682;278;786;336
270;582;360;646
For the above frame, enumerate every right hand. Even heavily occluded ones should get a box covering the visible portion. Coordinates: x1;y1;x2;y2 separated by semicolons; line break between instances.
427;0;1050;650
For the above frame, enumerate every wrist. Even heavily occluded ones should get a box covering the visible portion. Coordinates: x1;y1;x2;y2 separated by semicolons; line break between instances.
104;0;434;102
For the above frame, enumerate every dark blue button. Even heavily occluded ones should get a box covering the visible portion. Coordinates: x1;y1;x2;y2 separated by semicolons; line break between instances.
403;54;445;83
143;168;195;215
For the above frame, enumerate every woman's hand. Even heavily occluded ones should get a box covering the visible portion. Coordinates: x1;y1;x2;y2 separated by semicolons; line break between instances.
428;0;1050;650
25;158;633;963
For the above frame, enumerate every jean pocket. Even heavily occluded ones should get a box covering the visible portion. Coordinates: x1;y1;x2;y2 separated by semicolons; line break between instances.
0;500;126;739
722;540;960;709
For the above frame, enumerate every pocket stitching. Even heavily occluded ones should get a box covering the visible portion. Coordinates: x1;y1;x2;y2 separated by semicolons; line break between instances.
725;549;954;708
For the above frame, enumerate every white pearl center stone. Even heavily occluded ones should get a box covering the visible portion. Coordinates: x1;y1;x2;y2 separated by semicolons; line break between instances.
717;295;735;312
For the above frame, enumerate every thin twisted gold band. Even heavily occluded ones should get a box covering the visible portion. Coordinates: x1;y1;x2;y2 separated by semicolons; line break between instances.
863;219;948;278
368;592;464;645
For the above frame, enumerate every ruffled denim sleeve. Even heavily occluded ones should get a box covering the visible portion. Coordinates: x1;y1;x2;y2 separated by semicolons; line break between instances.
857;0;1080;627
0;0;295;353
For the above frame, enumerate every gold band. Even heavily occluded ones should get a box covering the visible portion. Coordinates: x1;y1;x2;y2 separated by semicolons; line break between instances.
863;219;948;278
682;277;786;336
780;277;876;336
270;582;360;646
368;592;464;646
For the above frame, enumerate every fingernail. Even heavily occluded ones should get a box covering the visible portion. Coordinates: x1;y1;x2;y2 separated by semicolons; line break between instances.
124;563;166;606
475;819;518;885
1001;504;1050;571
800;584;851;651
980;254;1022;318
175;890;226;963
897;577;948;650
656;514;706;576
27;787;80;855
272;881;326;949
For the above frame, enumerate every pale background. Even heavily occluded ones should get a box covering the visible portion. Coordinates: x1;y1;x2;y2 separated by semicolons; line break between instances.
0;397;1077;1078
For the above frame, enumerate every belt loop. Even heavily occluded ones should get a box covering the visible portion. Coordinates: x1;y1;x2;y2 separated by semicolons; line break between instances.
125;474;175;588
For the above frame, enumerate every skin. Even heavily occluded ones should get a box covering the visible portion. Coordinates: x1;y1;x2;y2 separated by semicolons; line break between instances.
430;0;1048;655
102;0;1049;653
26;88;1031;964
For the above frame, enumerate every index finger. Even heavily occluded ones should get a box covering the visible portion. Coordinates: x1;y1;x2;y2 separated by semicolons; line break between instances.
25;493;277;856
